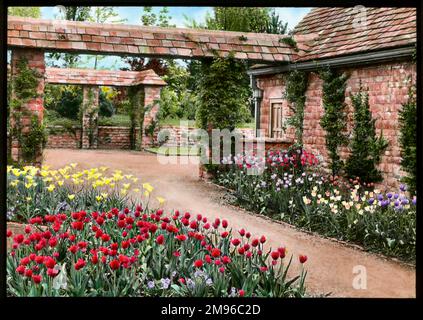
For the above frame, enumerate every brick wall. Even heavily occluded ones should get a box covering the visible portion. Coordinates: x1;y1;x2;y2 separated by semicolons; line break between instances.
10;48;45;164
256;61;416;190
47;125;255;149
257;74;296;143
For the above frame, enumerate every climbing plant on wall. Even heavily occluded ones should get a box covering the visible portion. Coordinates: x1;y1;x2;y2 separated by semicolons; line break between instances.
127;86;153;151
196;53;251;131
79;87;98;148
9;57;46;164
345;86;388;183
319;68;349;176
283;70;309;145
399;86;417;195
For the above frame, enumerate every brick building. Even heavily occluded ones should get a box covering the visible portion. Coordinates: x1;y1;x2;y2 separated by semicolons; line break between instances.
248;7;416;189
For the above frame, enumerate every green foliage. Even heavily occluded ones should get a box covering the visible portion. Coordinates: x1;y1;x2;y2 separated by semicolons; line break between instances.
206;7;272;33
141;7;175;27
266;9;288;34
284;70;309;144
195;54;251;131
345;87;388;183
399;86;417;195
99;90;115;117
8;7;41;18
55;86;83;120
21;116;47;162
279;37;298;51
319;68;349;176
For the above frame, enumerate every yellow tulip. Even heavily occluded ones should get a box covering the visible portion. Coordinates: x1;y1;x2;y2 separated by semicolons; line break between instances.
123;183;130;189
143;183;154;193
47;184;55;192
70;163;77;168
156;197;166;205
96;195;103;202
68;194;75;200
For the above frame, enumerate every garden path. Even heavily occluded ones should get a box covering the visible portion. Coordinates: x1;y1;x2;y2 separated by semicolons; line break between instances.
45;149;415;298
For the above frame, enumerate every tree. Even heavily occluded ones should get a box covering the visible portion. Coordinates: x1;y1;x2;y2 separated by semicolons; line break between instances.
8;7;41;18
196;53;251;131
266;9;288;34
345;87;388;183
398;87;417;194
205;7;271;33
320;68;349;176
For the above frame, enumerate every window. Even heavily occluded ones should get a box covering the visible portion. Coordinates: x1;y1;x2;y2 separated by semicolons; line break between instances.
269;102;283;138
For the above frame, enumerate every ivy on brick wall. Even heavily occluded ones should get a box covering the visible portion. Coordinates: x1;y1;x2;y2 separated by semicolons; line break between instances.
345;86;388;183
8;57;46;164
319;68;349;176
80;87;98;148
127;86;153;151
399;86;417;195
283;70;309;145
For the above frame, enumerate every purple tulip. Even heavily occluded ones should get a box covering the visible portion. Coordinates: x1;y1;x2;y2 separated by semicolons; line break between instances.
394;200;400;207
412;197;417;205
368;198;375;205
377;194;384;201
400;184;407;192
387;193;392;199
394;193;399;200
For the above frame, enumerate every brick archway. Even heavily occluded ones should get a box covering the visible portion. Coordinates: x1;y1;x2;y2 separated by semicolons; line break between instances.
45;67;166;150
7;16;297;164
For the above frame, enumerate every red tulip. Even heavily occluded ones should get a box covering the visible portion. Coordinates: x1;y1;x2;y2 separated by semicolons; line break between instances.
109;259;120;270
194;259;203;268
211;248;221;258
299;255;308;264
16;265;25;275
231;238;241;246
156;234;165;245
270;251;280;260
32;274;42;284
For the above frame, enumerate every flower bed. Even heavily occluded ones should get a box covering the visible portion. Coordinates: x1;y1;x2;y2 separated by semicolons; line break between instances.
215;147;416;262
7;164;159;223
6;164;307;297
7;207;307;297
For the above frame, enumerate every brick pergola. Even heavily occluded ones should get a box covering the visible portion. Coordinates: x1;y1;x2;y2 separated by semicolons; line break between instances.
7;16;298;164
44;68;166;150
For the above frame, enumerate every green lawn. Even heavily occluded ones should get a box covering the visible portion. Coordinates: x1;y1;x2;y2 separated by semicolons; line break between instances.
98;114;131;127
46;114;254;130
145;145;201;156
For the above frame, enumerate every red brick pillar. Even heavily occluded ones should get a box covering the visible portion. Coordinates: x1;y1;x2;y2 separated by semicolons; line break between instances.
10;48;45;165
143;85;162;146
81;85;100;149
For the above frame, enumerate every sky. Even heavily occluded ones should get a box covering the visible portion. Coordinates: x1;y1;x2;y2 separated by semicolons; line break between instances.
38;6;311;69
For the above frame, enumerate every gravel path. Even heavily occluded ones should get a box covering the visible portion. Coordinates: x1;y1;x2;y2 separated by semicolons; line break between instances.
44;149;415;298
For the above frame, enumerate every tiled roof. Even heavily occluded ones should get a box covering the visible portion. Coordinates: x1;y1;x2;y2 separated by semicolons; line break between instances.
7;16;296;63
45;68;166;86
293;7;416;61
